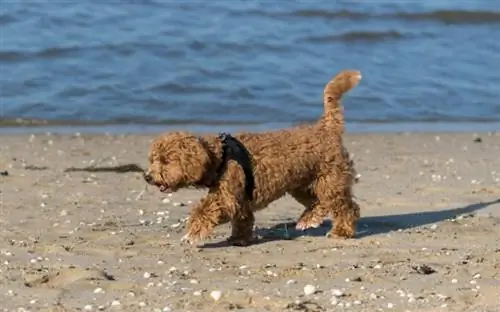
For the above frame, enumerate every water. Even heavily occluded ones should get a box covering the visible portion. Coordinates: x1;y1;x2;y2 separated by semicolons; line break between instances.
1;0;500;133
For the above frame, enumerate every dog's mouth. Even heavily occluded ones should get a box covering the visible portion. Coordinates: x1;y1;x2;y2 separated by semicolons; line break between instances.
158;183;180;193
159;185;168;192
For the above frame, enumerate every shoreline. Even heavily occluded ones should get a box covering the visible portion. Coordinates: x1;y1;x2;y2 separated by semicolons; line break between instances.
1;131;499;311
0;120;500;135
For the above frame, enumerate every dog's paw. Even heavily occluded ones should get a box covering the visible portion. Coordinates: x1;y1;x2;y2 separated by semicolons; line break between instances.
226;236;255;247
180;233;196;245
181;222;213;245
295;220;321;231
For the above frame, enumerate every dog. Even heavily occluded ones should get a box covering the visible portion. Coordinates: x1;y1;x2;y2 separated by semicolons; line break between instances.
144;70;361;246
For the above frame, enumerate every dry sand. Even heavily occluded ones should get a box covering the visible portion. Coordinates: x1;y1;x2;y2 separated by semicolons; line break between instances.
0;131;499;312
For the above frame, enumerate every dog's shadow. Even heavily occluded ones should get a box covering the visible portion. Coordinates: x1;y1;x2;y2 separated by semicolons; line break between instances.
201;199;500;248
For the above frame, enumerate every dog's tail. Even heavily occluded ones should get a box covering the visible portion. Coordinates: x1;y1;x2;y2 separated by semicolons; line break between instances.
322;70;362;128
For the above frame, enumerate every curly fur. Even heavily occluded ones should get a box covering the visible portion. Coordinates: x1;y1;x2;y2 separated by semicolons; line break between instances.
145;70;362;246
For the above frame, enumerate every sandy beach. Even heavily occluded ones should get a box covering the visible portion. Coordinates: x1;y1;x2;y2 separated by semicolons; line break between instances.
1;131;499;312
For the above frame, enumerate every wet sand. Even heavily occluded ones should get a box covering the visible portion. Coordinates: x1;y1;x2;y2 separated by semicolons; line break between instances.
1;131;499;312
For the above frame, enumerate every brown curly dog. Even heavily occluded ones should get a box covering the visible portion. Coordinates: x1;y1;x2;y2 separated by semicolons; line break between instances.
144;70;361;246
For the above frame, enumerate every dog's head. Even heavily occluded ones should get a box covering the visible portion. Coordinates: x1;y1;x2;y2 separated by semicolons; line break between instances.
144;132;221;193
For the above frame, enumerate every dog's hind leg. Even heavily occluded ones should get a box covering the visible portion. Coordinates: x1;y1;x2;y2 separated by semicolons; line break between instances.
290;188;328;231
315;173;359;239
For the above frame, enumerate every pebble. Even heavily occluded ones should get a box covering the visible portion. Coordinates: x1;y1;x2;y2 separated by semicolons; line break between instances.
286;279;297;285
210;290;222;301
111;300;121;306
303;284;317;296
451;279;458;284
163;307;172;312
162;198;171;204
144;272;151;279
331;289;344;297
387;302;394;309
170;223;181;229
93;287;104;294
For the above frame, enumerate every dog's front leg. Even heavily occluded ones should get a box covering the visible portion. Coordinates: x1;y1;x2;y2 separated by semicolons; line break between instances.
227;206;255;246
182;194;231;245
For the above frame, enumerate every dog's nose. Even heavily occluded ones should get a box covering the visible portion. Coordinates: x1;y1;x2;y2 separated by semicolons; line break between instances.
143;173;153;183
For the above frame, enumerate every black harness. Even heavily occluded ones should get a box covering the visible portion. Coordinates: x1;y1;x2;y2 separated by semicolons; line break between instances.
214;132;255;201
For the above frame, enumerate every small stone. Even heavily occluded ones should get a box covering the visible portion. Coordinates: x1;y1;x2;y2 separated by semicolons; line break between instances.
286;279;297;285
303;284;317;296
190;279;199;284
331;289;344;297
84;305;93;311
93;287;104;294
163;307;172;312
144;272;151;279
139;302;147;307
387;302;394;309
193;290;202;296
430;224;438;230
210;290;222;301
111;300;121;306
162;198;171;204
451;279;458;284
473;273;481;279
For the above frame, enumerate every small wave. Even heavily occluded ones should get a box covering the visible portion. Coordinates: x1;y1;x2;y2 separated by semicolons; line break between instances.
147;82;223;94
241;8;500;25
0;13;18;25
304;31;405;43
395;10;500;24
0;42;170;63
289;9;369;19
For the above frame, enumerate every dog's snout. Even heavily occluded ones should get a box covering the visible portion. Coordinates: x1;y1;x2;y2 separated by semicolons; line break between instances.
143;173;153;183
